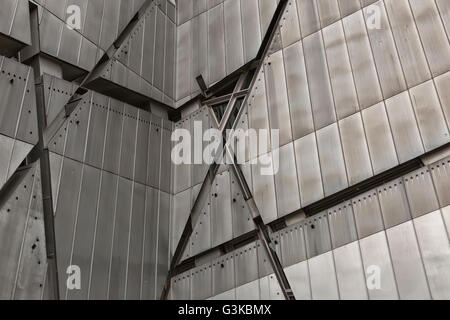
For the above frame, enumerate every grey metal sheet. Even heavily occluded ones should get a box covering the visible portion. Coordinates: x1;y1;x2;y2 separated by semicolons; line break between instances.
280;0;301;48
190;185;211;256
171;272;191;300
193;109;209;185
338;0;360;17
0;134;13;187
236;279;260;300
364;1;406;99
191;13;208;93
211;170;233;247
327;202;358;249
316;0;340;28
409;80;450;152
142;8;156;84
212;253;235;296
0;0;16;36
208;3;226;84
103;99;124;175
435;72;450;130
126;182;146;300
119;105;137;180
284;261;311;300
99;0;120;49
361;102;398;175
164;19;175;99
191;264;212;300
257;240;272;278
303;31;336;130
230;170;254;238
147;118;162;189
283;41;314;140
308;252;339;300
339;113;373;186
10;0;31;46
259;0;277;38
176;20;191;101
316;123;348;196
443;206;450;238
177;0;193;25
352;190;384;239
67;165;101;300
134;110;150;185
234;243;259;287
54;157;83;298
273;143;301;217
268;273;284;300
323;20;359;120
16;75;38;145
159;192;173;297
297;0;320;38
153;10;166;91
280;224;307;267
342;11;383;109
171;189;191;257
334;241;368;300
385;91;424;164
359;231;399;300
193;0;207;16
414;211;450;299
39;10;62;57
386;221;431;299
173;118;191;194
241;0;262;62
85;93;108;169
224;0;244;74
403;168;439;218
430;158;450;208
128;18;144;75
64;94;91;163
8;140;33;179
78;37;98;71
378;178;411;229
160;120;173;194
49;152;62;212
109;177;133;300
304;213;332;259
409;0;450;77
89;171;118;300
84;0;104;45
58;25;82;67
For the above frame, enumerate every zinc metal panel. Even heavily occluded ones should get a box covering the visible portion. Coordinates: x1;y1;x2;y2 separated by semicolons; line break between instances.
159;192;172;298
171;272;191;300
268;273;284;300
364;1;407;99
43;0;66;19
208;3;226;84
84;0;104;45
164;19;175;99
352;190;384;240
142;8;156;84
134;110;150;185
191;13;208;93
126;182;146;300
429;158;450;207
173;119;191;194
308;252;339;300
230;170;254;238
327;202;358;249
193;0;207;16
259;0;277;38
435;72;450;130
323;21;359;120
190;184;212;256
342;11;383;109
385;91;424;164
303;31;336;130
316;0;340;28
160;120;173;194
251;152;278;223
176;20;192;101
191;264;212;300
103;99;124;175
224;0;244;74
403;168;439;219
384;0;431;88
409;80;450;152
316;123;348;196
297;0;320;38
212;253;235;296
58;25;82;66
234;243;259;287
378;179;411;229
128;19;144;75
0;0;16;36
153;10;166;91
414;211;450;299
241;0;261;62
257;240;272;278
78;37;98;71
54;158;83;298
339;113;373;186
0;134;14;187
172;189;191;258
280;0;301;48
361;102;398;175
259;275;270;299
386;221;431;300
359;231;399;300
147;119;162;189
192;109;209;186
284;261;311;300
8;140;33;179
304;213;332;259
409;0;450;77
109;177;133;300
333;241;368;300
67;165;101;300
85;94;108;169
119;105;138;180
236;280;260;300
273;143;301;218
443;206;450;239
294;133;324;206
49;152;63;212
283;41;314;140
16;76;38;145
118;0;133;35
39;9;62;57
89;171;117;300
99;0;120;49
211;170;233;247
280;224;307;267
177;0;193;25
64;95;91;163
264;50;292;147
338;0;360;17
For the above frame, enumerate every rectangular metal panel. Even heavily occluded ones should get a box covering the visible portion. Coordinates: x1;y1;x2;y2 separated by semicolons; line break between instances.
443;206;450;239
0;0;16;36
39;10;62;57
171;189;191;257
119;105;138;180
208;3;226;84
378;178;411;229
430;159;450;207
410;81;450;152
64;94;91;163
191;264;212;300
158;191;170;297
89;171;117;300
147;118;162;189
211;170;233;247
241;0;261;62
364;1;406;99
284;261;311;300
283;41;314;140
103;99;124;175
190;185;211;256
128;19;144;75
339;113;373;185
338;0;360;17
236;279;260;300
317;0;340;28
176;20;192;100
99;0;120;49
193;109;209;185
385;91;424;163
414;211;450;299
85;93;108;169
297;0;320;37
78;37;97;71
328;202;358;249
280;0;301;48
212;253;235;296
142;8;156;84
403;168;440;218
323;20;359;120
234;243;259;287
386;221;431;299
230;171;254;238
109;177;132;300
164;19;175;99
268;273;284;300
171;271;191;300
435;72;450;130
252;153;278;223
177;0;193;25
308;252;339;300
303;31;336;130
16;76;38;145
0;134;13;186
280;224;307;267
153;10;166;91
67;165;101;300
191;13;208;93
134;111;150;185
58;25;82;66
409;0;450;77
316;123;348;196
359;231;399;300
84;0;104;45
304;213;332;259
160;120;173;194
342;11;383;109
352;190;384;239
334;241;368;300
361;102;398;175
224;0;244;74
